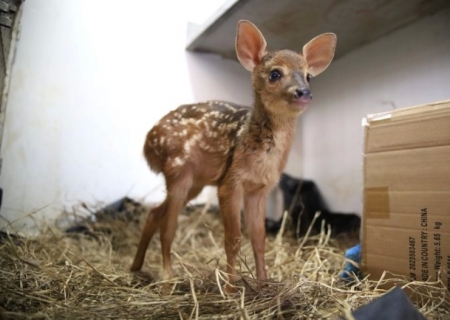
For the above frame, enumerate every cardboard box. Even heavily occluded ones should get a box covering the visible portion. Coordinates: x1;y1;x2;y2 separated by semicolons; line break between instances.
362;100;450;292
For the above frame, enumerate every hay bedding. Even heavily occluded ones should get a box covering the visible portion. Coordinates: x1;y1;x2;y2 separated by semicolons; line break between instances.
0;201;449;320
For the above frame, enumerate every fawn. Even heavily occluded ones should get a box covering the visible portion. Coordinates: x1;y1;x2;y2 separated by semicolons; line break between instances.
131;20;336;292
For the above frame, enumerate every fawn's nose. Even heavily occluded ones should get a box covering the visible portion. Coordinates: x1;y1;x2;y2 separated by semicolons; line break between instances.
293;88;312;100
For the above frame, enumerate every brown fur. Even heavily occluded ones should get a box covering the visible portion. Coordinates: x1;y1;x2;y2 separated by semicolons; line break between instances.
131;20;337;293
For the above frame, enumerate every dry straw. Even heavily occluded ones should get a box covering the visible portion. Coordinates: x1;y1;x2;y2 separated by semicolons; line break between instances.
0;201;449;319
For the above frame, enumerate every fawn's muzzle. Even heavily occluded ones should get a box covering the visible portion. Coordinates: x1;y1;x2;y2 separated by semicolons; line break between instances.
293;88;312;105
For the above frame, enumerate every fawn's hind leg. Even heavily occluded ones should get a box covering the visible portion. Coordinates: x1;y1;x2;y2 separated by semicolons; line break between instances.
130;200;168;272
159;178;203;279
130;170;203;278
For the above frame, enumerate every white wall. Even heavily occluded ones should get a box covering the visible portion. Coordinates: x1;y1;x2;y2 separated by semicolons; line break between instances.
0;0;253;232
301;8;450;215
4;2;448;232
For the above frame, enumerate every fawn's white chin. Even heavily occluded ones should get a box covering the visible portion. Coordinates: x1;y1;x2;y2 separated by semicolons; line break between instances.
293;98;311;105
291;99;310;112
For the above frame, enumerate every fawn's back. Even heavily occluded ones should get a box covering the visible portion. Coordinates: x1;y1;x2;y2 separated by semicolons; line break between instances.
144;100;251;185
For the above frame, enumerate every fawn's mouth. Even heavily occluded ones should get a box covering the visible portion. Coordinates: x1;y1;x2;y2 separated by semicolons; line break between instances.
292;98;311;109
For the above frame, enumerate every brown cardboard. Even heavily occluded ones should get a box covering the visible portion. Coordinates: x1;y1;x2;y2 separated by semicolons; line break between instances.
362;100;450;292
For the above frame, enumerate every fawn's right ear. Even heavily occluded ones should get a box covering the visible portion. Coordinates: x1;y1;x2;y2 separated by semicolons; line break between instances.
236;20;267;71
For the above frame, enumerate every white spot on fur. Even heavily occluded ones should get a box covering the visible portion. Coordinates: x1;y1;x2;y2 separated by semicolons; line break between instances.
184;133;201;152
208;131;218;138
180;118;193;126
227;122;238;130
183;141;191;153
191;133;201;142
199;141;211;151
236;125;245;137
173;157;185;167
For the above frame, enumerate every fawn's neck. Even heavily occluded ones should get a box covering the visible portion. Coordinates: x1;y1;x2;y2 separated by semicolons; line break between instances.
243;96;297;154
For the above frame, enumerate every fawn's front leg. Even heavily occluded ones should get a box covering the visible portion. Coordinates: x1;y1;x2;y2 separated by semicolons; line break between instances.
218;181;243;293
244;188;268;281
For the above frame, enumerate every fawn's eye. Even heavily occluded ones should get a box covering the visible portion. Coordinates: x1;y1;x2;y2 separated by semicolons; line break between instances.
269;69;282;82
306;74;312;83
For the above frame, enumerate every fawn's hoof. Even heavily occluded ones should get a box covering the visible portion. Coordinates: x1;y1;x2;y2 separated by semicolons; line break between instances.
130;262;142;272
224;283;237;295
160;282;176;296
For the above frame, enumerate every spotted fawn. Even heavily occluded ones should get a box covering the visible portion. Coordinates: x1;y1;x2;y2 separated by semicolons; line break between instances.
131;20;337;293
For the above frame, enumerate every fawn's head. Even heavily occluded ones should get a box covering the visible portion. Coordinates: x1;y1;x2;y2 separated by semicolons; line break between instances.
236;20;336;117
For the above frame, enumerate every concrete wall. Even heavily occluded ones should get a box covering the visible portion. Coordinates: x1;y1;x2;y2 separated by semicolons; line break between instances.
301;8;450;215
0;0;252;231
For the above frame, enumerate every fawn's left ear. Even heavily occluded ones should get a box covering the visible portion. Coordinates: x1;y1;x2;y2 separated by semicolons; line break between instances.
303;33;337;77
235;20;267;71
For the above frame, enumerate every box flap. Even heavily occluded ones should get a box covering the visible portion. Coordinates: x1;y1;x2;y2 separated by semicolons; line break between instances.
363;100;450;153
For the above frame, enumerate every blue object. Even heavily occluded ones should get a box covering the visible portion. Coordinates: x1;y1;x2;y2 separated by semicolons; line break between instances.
341;243;362;280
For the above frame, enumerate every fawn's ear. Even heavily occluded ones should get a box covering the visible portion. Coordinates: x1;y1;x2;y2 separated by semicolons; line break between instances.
236;20;267;71
303;33;336;77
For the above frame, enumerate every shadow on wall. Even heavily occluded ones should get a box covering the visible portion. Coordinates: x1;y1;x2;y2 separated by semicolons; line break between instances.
185;51;253;106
